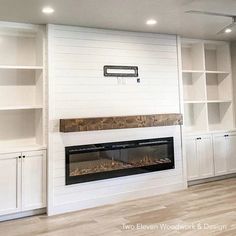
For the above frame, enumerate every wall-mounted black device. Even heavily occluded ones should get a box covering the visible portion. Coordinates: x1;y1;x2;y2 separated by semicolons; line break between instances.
104;65;139;77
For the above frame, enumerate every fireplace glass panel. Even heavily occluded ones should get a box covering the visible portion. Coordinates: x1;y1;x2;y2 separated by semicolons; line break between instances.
66;137;174;185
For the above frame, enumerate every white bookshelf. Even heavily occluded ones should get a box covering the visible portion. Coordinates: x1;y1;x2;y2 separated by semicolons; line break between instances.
181;42;205;71
206;73;232;101
204;43;231;72
182;72;206;101
207;102;233;131
181;39;234;133
0;22;46;152
184;102;208;133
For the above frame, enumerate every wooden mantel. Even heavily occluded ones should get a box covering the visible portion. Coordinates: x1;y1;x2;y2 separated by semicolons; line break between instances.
60;113;183;133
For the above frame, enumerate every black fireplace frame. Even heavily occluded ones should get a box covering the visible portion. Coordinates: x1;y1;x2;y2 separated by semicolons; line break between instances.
65;137;175;185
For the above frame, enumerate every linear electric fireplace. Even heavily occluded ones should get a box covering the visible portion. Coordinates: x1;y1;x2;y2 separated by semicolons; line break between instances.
65;137;174;185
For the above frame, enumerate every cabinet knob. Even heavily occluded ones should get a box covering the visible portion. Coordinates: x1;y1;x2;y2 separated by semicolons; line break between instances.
224;134;229;137
196;137;202;140
19;156;21;159
23;156;25;159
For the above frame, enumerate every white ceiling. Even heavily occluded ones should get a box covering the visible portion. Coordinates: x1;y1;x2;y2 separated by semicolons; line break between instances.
0;0;236;40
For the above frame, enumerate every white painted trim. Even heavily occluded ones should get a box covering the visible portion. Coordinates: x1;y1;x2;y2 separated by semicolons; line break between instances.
188;173;236;186
46;24;55;216
0;208;46;222
182;37;229;45
177;36;188;188
0;21;41;31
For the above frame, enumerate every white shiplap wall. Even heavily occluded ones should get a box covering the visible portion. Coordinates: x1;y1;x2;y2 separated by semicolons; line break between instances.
47;24;186;215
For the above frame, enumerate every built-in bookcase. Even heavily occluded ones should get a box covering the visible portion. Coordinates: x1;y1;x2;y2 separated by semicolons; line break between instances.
182;72;206;101
184;102;208;133
181;42;205;72
0;22;45;153
181;38;234;133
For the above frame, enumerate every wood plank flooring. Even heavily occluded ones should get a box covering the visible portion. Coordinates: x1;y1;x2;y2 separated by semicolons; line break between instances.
1;178;236;236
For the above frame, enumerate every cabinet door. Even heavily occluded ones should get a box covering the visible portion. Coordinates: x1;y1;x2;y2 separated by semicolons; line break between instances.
226;134;236;173
213;135;228;176
185;138;199;180
197;137;214;178
22;150;46;211
0;153;21;215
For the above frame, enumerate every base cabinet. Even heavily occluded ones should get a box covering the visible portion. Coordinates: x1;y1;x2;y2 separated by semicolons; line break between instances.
22;151;46;211
213;135;228;176
213;133;236;176
0;150;46;216
185;132;236;181
227;135;236;173
185;135;214;181
0;153;21;215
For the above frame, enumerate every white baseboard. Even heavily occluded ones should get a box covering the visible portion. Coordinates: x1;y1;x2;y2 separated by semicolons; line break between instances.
48;182;186;216
0;208;46;222
188;174;236;186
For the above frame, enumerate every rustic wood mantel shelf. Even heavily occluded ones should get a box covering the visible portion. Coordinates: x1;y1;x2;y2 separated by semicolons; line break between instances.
60;113;183;133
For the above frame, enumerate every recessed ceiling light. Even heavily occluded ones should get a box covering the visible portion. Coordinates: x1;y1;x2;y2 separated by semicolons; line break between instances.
42;7;55;14
225;28;232;33
146;19;157;26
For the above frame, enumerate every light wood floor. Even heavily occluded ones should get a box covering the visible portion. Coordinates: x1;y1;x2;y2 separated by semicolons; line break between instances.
1;178;236;236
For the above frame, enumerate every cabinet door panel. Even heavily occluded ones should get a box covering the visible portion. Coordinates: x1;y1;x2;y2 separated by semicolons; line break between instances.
213;136;227;176
0;153;21;215
185;138;199;180
227;135;236;173
22;150;46;211
197;137;214;178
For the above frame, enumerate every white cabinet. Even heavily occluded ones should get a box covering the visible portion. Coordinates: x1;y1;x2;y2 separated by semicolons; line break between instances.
213;133;236;175
185;135;214;181
227;135;236;173
22;150;46;211
0;153;21;215
213;135;228;175
0;150;46;216
185;132;236;181
197;137;214;178
185;138;199;180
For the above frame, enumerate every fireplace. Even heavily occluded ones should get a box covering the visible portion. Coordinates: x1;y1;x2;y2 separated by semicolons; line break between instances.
65;137;174;185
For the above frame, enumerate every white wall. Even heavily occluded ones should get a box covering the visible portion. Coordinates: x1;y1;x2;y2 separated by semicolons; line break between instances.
47;24;186;215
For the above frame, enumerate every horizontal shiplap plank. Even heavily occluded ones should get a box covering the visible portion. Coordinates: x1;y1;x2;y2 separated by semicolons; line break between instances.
54;108;180;119
54;57;177;67
54;93;179;102
54;37;177;52
54;101;179;110
55;77;178;86
52;25;176;40
54;84;178;93
53;103;178;110
53;66;177;74
54;70;178;78
54;29;177;46
54;48;177;59
55;44;176;55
